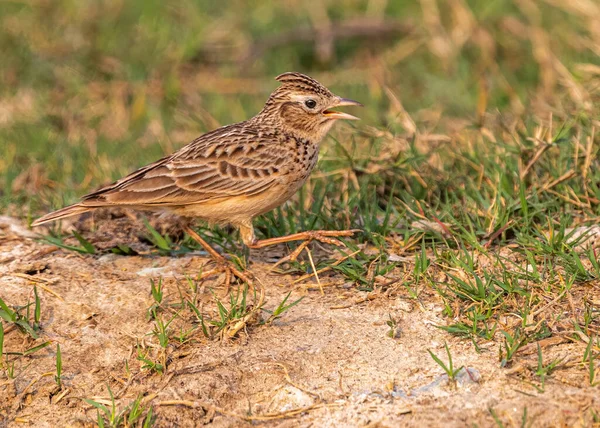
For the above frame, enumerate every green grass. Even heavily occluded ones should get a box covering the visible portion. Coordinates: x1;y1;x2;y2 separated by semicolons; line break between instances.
55;343;63;390
428;341;464;384
0;288;42;339
85;385;154;428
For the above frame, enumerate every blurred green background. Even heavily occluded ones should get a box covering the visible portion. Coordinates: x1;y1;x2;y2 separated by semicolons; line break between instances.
1;0;599;227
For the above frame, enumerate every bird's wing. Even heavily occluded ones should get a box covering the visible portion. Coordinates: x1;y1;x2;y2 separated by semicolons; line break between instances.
81;125;289;207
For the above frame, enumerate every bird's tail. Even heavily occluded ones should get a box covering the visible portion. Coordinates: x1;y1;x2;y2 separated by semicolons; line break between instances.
31;204;92;227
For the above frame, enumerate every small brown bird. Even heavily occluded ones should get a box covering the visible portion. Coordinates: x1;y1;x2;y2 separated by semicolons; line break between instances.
33;72;362;282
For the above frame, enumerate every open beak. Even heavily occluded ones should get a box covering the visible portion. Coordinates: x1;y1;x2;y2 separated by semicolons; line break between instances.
322;97;363;121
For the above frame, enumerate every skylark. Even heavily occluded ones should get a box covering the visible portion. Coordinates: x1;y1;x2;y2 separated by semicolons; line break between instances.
33;72;362;282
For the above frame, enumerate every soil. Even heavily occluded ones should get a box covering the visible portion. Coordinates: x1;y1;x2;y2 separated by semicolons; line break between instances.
0;215;598;427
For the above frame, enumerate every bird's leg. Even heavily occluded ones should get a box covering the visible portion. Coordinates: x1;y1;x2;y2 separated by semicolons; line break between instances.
184;227;252;286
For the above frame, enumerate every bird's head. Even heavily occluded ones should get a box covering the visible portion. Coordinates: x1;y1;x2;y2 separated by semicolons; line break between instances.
256;72;362;141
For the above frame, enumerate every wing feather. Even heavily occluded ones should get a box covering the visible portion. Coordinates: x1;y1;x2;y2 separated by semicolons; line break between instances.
80;123;289;208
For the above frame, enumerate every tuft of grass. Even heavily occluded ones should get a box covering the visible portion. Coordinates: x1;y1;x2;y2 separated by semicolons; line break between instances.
140;311;179;374
386;314;400;339
0;292;41;339
331;248;396;291
209;286;253;337
152;313;178;350
261;291;304;324
409;241;430;298
500;328;527;368
427;341;463;383
137;346;164;375
584;338;600;387
85;385;154;428
532;343;563;392
185;285;301;341
147;277;164;320
187;299;210;339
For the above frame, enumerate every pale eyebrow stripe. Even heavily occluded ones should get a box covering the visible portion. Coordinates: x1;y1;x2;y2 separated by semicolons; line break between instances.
289;94;312;102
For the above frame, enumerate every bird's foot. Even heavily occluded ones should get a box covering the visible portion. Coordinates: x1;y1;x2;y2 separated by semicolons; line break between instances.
198;258;253;287
248;229;360;268
185;226;253;288
249;229;360;249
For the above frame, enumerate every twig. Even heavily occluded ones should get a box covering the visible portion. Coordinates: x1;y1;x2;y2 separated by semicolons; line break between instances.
304;247;323;295
520;140;552;180
484;221;513;249
292;249;361;284
330;290;380;310
12;372;54;411
275;363;321;399
536;169;577;195
155;400;341;421
10;274;64;301
530;288;569;318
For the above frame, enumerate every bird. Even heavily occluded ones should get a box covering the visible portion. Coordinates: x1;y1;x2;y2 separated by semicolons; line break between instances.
32;72;362;283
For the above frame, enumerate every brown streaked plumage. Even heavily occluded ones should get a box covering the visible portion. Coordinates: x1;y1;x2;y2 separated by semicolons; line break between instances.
33;72;361;280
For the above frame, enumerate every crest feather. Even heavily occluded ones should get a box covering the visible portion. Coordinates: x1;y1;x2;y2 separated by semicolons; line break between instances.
274;72;332;96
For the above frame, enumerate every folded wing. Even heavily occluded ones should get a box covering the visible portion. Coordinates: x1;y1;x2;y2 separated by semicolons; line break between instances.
80;126;288;207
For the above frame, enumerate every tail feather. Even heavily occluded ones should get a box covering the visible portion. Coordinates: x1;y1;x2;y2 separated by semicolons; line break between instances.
31;204;93;226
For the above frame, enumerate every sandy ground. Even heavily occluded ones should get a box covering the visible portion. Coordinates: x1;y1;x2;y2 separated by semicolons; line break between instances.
0;215;598;427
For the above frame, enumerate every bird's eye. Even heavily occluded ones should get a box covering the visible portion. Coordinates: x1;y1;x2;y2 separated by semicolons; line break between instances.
304;99;317;109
